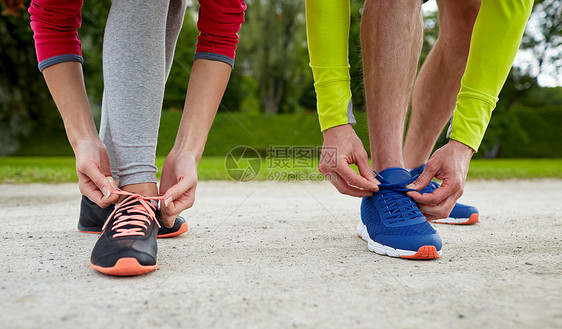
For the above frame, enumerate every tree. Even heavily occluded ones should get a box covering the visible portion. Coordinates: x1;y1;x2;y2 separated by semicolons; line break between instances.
519;0;562;85
236;0;308;114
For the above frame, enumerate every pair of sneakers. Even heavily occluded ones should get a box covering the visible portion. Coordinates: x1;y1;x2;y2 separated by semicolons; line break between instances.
79;193;188;276
357;165;478;260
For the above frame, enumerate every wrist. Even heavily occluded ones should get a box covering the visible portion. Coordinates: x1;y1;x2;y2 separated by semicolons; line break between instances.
322;123;353;138
170;143;201;163
448;139;474;160
66;124;100;150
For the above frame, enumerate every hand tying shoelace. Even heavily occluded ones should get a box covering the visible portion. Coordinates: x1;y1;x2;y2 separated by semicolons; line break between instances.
375;173;421;225
101;189;164;238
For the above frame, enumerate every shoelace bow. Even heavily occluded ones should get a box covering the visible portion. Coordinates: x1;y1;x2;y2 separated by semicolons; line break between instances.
102;189;163;238
375;174;421;225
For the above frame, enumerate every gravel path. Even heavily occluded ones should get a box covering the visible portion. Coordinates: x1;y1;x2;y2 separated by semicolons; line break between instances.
0;180;561;328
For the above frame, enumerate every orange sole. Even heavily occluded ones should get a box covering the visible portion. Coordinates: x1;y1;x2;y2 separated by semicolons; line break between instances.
401;246;441;260
457;213;479;225
79;222;188;238
78;229;102;234
90;257;157;276
158;222;188;238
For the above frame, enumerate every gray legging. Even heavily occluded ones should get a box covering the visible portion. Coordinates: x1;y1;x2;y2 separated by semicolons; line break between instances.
99;0;186;187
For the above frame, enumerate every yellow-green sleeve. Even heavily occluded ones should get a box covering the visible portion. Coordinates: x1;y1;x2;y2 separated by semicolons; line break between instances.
305;0;355;131
450;0;534;152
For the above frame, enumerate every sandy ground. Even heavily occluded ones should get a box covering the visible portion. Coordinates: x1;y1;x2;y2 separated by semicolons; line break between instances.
0;180;561;329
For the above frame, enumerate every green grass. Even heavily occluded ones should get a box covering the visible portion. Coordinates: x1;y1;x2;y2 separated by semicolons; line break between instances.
467;159;562;180
1;157;561;184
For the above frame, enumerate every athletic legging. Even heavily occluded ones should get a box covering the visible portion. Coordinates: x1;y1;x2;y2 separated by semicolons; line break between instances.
29;0;246;185
99;0;186;186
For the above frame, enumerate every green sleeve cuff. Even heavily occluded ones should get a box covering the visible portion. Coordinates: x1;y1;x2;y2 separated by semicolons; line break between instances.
311;66;355;131
449;85;498;152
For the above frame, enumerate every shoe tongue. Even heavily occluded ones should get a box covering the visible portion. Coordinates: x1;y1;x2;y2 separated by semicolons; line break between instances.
378;167;412;184
409;164;425;176
119;196;158;214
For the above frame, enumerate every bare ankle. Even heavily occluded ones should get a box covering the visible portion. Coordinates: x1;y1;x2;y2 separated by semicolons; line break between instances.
118;183;158;202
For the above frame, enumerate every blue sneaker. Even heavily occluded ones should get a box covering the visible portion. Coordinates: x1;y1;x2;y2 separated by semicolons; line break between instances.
357;167;442;259
410;165;479;225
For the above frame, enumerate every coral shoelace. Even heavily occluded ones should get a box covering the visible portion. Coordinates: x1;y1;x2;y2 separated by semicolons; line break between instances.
376;174;421;225
102;190;163;238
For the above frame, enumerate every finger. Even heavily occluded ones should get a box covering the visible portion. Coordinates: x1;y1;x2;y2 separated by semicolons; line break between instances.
162;176;194;207
324;171;373;197
424;214;444;222
77;173;119;208
161;178;196;227
80;162;118;200
409;183;454;205
78;176;105;206
334;161;379;191
161;189;196;227
406;190;424;203
417;192;459;220
355;153;380;191
107;177;119;191
406;165;437;191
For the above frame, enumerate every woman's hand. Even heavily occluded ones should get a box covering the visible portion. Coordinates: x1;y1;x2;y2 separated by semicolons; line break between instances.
75;137;119;208
159;148;198;227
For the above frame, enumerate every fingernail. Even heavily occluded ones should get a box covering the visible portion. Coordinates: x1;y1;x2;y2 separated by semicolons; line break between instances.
165;197;172;207
102;186;110;198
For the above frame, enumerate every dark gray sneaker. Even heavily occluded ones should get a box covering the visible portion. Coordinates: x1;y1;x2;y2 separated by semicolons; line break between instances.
90;194;160;276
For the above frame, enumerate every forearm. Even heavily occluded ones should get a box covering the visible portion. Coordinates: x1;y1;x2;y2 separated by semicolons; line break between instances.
449;0;533;152
42;62;99;149
173;59;231;162
306;0;355;131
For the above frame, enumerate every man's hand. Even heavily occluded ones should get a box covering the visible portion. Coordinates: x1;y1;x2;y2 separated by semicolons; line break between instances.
75;138;119;208
159;149;198;228
406;139;474;220
319;124;379;197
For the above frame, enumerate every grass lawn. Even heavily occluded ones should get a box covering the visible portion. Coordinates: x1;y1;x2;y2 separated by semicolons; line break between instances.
0;157;561;184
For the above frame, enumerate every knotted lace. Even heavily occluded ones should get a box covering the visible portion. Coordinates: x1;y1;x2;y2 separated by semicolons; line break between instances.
375;174;421;225
102;190;163;238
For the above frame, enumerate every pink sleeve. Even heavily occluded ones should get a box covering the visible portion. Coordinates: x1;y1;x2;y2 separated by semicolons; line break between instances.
195;0;247;67
28;0;84;71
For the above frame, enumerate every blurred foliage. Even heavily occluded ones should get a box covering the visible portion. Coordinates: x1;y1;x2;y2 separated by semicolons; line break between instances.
236;0;309;114
519;0;561;84
16;106;562;158
0;5;51;155
162;10;198;110
499;105;562;158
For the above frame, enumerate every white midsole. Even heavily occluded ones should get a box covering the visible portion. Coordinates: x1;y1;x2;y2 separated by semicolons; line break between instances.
430;217;471;224
356;221;442;257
